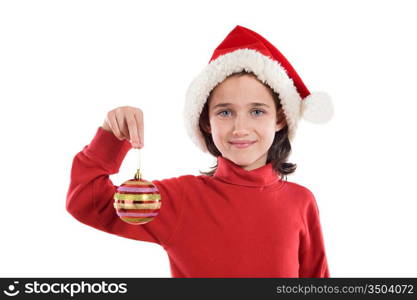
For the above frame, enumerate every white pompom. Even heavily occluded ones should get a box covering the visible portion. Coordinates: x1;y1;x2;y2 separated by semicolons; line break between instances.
301;91;334;123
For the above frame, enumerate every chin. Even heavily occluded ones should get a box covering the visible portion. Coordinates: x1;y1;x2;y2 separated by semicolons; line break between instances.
225;149;269;169
226;155;255;167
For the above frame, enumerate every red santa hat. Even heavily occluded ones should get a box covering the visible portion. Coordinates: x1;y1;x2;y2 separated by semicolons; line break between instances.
183;25;334;153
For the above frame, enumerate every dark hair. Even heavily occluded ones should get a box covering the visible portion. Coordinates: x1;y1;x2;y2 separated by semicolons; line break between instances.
198;70;297;181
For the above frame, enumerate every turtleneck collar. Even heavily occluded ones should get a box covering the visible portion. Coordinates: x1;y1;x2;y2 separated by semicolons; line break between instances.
213;156;282;188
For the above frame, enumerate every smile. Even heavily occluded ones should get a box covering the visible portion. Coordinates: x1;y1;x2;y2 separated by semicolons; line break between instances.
229;141;256;149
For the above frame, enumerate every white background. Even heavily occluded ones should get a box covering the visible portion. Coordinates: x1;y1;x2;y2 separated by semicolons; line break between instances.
1;0;416;277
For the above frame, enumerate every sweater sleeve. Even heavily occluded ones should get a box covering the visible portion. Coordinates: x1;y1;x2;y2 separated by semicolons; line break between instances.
65;127;183;248
298;189;330;278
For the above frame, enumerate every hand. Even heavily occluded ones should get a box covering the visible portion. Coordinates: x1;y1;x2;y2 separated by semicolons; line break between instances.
102;106;144;149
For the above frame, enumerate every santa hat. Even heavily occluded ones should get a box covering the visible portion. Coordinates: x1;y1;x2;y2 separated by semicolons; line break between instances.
183;25;334;153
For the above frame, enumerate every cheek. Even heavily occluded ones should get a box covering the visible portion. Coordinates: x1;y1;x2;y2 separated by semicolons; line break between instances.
209;121;229;146
264;132;276;146
210;120;227;137
257;120;277;142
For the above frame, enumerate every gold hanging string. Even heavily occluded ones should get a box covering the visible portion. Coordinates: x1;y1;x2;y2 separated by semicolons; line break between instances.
134;148;142;180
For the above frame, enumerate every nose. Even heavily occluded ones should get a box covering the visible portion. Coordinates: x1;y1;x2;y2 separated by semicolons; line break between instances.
232;114;250;136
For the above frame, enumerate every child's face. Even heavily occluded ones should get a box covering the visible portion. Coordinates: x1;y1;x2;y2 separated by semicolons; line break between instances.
207;74;286;171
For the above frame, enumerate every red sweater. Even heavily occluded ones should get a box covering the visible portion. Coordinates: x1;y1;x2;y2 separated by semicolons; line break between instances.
66;127;330;278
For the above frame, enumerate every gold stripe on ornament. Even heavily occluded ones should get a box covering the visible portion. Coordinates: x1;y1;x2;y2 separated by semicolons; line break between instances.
114;202;161;210
123;180;154;185
114;193;161;201
122;217;153;222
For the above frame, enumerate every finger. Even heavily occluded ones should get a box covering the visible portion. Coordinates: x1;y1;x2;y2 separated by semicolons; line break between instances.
115;109;129;139
108;112;123;140
126;110;140;148
133;110;144;147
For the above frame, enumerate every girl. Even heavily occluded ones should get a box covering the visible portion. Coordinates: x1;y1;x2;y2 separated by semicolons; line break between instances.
66;25;333;278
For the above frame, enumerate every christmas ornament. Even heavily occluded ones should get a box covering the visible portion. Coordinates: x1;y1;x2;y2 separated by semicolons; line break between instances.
113;148;161;225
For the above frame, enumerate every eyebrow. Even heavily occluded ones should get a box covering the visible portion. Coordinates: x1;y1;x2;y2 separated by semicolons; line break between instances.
212;102;270;109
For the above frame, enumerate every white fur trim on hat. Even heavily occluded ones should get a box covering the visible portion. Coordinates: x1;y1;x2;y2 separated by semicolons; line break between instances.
184;48;308;153
301;91;334;123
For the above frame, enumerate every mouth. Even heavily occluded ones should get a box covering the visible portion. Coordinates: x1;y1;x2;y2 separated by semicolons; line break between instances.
229;141;256;149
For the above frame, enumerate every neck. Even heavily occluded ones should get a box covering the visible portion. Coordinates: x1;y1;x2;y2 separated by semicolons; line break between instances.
213;156;281;188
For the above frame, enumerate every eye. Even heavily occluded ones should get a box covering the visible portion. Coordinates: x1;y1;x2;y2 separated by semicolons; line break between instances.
252;109;265;116
217;110;231;117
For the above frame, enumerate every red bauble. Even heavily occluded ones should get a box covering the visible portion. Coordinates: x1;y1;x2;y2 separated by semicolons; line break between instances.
113;170;161;225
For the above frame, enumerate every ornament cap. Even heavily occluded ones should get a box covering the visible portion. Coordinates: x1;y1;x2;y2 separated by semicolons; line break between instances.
134;169;142;180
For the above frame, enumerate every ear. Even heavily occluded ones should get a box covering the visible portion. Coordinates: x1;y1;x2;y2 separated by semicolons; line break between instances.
275;108;286;132
200;122;211;134
275;119;286;132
